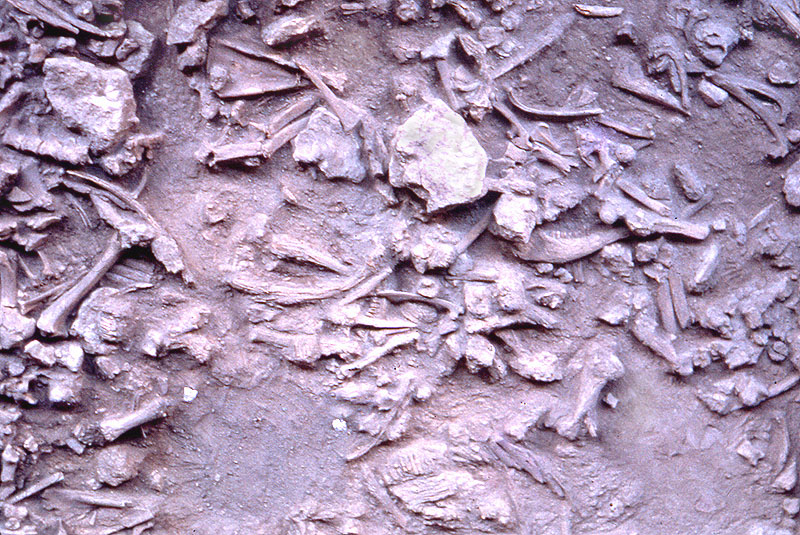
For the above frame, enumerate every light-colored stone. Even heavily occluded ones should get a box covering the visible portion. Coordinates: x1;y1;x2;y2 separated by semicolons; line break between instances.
390;99;487;212
43;57;138;151
293;107;366;182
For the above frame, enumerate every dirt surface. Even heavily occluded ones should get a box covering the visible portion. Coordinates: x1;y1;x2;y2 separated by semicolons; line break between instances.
0;0;800;534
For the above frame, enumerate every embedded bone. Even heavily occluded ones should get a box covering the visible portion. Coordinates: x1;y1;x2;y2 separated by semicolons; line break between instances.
36;235;123;337
99;397;172;443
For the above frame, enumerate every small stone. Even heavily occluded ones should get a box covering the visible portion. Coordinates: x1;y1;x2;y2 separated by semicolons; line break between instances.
491;193;540;243
395;0;423;22
698;79;728;107
788;129;800;144
599;243;634;277
24;340;56;367
773;460;797;492
673;162;706;201
389;99;488;212
603;392;619;408
635;241;660;263
48;372;82;405
166;0;228;46
736;438;765;466
768;59;798;86
508;349;562;382
783;498;800;516
55;342;84;372
478;25;505;48
261;15;321;47
43;57;139;151
183;387;198;403
293;107;366;182
115;21;156;79
332;418;347;431
465;335;495;372
783;158;800;207
95;445;143;487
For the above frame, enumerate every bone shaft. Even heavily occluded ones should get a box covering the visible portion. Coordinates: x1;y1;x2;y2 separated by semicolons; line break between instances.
7;471;64;504
100;398;169;442
0;251;17;308
265;94;319;137
37;236;123;337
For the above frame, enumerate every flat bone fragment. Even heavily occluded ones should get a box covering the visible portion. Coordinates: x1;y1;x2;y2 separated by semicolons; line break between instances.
555;338;624;439
768;0;800;39
574;4;624;17
207;44;306;98
229;268;373;305
631;314;692;375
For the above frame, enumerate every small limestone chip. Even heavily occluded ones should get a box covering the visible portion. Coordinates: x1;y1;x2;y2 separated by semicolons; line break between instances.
389;99;487;212
491;193;540;243
508;349;562;382
783;158;800;207
43;57;138;151
166;0;229;46
95;445;143;487
293;107;366;182
697;79;728;108
261;15;321;47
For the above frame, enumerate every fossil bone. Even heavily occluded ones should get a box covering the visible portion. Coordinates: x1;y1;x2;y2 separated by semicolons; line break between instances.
36;235;123;337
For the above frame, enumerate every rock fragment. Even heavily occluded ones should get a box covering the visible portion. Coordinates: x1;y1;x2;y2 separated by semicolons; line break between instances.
95;445;143;487
698;79;728;107
389;99;487;212
261;15;322;47
166;0;229;46
783;158;800;207
292;107;366;182
42;57;138;151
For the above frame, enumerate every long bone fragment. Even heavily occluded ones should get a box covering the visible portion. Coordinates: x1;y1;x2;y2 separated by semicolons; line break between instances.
337;330;419;378
508;90;603;119
294;58;364;131
36;235;123;337
253;94;319;137
574;4;623;17
706;72;790;159
99;398;172;443
597;116;655;139
6;471;64;504
489;13;574;79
